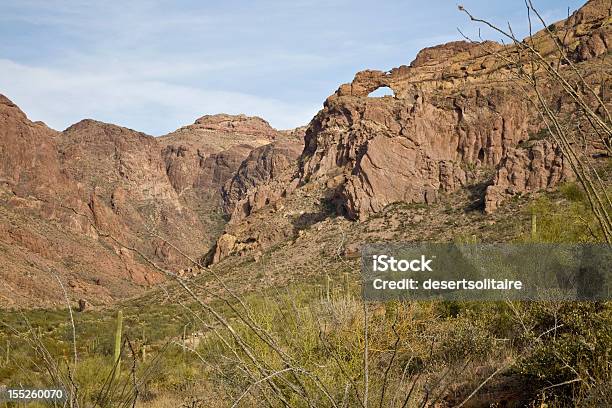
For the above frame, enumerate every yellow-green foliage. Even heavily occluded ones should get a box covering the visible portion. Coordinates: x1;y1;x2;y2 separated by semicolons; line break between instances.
525;182;608;243
193;286;522;407
1;182;609;407
517;302;612;406
2;276;609;407
514;182;612;405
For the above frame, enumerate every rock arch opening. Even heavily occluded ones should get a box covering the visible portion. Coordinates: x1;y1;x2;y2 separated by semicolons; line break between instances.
368;86;395;97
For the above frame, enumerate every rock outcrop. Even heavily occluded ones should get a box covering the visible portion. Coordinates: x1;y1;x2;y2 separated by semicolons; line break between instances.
321;87;535;219
57;119;213;268
207;0;610;264
0;95;65;199
194;114;279;139
222;138;302;220
160;114;280;195
299;55;534;220
0;99;166;306
484;140;573;213
567;0;612;61
295;0;609;221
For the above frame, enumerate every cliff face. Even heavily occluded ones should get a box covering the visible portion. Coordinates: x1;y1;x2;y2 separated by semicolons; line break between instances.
295;0;611;220
485;140;572;213
0;98;284;307
209;0;609;263
301;84;533;219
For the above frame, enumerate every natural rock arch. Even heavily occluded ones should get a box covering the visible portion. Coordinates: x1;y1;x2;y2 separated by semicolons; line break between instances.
367;86;395;97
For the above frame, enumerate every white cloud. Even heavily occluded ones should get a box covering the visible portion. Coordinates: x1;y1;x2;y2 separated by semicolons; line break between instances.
0;0;584;137
0;58;319;135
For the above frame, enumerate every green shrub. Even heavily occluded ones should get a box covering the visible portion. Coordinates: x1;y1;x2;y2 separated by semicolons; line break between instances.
518;302;612;405
559;182;585;202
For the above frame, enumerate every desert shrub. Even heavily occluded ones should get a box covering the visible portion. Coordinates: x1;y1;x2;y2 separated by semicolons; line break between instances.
517;302;611;405
559;182;585;202
72;356;116;403
514;189;612;404
526;195;599;243
188;282;532;407
519;128;551;148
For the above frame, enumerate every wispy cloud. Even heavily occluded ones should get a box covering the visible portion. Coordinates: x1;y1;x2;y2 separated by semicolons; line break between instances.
0;0;586;134
0;58;319;134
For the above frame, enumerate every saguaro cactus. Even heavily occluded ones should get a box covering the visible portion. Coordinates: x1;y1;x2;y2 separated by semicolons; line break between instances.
113;310;123;380
343;273;350;299
531;212;538;241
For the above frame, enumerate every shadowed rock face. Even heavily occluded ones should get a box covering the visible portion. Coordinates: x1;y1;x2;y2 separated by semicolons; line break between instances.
0;99;284;307
222;138;303;220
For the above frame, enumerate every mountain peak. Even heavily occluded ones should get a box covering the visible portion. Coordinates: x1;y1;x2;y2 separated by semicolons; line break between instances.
63;119;149;138
193;113;275;135
0;94;28;122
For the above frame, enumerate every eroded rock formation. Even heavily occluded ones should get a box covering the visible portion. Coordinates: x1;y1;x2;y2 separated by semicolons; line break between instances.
0;99;284;306
208;0;609;264
295;0;609;221
159;113;280;195
301;86;532;220
485;140;573;213
222;138;302;221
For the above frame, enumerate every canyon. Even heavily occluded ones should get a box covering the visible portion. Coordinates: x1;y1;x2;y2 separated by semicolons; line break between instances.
0;96;299;306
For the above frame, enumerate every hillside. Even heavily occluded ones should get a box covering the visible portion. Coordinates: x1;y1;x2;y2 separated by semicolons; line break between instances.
0;97;300;307
207;0;610;267
0;1;610;406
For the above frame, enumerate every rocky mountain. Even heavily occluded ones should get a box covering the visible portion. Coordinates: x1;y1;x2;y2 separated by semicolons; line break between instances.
222;128;304;222
0;98;286;307
209;0;609;264
1;0;609;307
159;114;279;194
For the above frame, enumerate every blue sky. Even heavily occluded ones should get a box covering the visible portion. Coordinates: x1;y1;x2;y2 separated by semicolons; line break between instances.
0;0;585;135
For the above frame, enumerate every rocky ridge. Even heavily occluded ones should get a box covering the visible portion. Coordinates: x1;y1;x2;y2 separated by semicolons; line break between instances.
1;0;609;304
0;100;286;307
209;0;609;263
